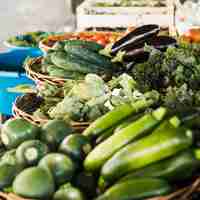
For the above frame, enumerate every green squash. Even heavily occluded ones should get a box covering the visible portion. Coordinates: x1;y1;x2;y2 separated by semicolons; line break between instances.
59;134;91;162
39;153;75;186
1;118;40;149
13;167;55;199
54;183;85;200
16;140;49;167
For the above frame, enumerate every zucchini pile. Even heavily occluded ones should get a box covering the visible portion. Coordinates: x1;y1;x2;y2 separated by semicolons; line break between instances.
1;101;200;199
34;40;116;79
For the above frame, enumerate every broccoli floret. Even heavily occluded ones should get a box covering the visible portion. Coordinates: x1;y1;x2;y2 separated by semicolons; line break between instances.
163;84;194;110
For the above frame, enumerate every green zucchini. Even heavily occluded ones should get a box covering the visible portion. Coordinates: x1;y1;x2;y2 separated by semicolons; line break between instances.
1;118;40;149
83;98;158;139
95;113;143;145
13;167;55;199
64;46;113;69
59;134;92;162
84;107;167;172
16;140;49;167
119;149;200;183
101;120;193;182
53;183;85;200
63;40;103;52
51;52;109;74
96;178;171;200
38;153;75;186
41;119;74;150
95;127;115;145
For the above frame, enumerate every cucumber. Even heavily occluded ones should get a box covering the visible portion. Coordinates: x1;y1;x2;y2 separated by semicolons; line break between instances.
101;120;193;182
0;162;21;189
63;40;103;52
84;107;167;172
41;119;74;150
16;140;49;167
59;134;92;163
53;183;85;200
119;149;200;183
96;178;171;200
1;118;40;149
83;99;158;140
46;65;85;79
13;167;55;199
38;153;75;186
51;52;109;74
64;46;113;69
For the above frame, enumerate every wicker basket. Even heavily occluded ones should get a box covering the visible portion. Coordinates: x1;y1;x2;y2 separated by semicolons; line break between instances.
0;177;200;200
12;93;89;131
24;57;67;87
39;31;122;53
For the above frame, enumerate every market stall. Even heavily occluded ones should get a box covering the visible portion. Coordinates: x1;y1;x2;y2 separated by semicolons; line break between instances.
0;0;200;200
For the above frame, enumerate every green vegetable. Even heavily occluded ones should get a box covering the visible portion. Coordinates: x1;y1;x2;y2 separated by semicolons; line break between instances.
96;178;171;200
39;153;75;186
132;44;200;109
83;93;159;139
64;46;114;70
13;167;55;199
114;113;144;133
51;52;108;74
118;149;200;183
53;183;85;200
16;140;49;167
84;107;167;172
101;119;193;182
59;134;92;162
95;127;115;145
63;40;103;52
47;65;85;79
41;119;74;150
0;162;21;189
1;118;40;149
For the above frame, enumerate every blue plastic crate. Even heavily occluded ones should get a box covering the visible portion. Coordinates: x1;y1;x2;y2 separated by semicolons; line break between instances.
0;48;42;116
0;72;34;115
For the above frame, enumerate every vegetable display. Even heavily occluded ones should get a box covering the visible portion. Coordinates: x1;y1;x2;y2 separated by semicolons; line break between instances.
1;103;200;199
5;24;200;199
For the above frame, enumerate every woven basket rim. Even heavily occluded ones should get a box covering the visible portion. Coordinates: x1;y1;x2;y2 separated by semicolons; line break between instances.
12;93;90;128
1;176;200;200
24;57;68;86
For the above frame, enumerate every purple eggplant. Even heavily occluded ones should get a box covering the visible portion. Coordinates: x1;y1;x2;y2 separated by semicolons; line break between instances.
124;36;177;62
111;24;160;54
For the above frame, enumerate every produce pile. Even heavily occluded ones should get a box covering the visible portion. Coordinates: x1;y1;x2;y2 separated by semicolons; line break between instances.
36;40;116;79
1;104;200;199
7;31;54;48
8;24;200;199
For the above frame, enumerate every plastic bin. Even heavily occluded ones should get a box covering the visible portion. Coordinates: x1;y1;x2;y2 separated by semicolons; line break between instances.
0;48;41;116
0;72;34;115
